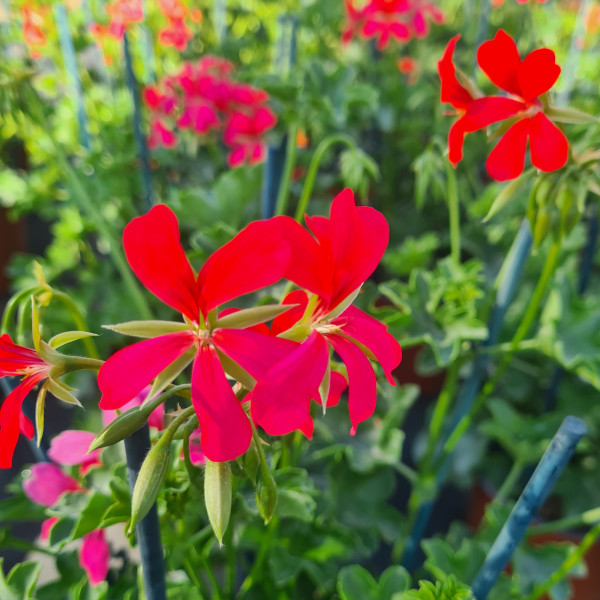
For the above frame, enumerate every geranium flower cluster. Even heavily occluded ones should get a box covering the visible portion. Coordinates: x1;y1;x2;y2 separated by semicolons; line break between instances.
143;56;277;167
438;30;569;181
342;0;445;50
97;189;402;462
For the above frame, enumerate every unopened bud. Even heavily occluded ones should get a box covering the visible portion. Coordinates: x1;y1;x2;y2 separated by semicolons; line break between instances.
256;469;277;524
533;206;551;248
129;432;172;532
244;441;260;485
89;407;149;451
204;460;232;546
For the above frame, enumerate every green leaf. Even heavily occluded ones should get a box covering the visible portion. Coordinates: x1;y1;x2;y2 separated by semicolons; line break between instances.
378;566;411;600
338;565;378;600
72;493;113;539
104;320;189;338
0;559;41;600
48;330;98;349
483;175;530;222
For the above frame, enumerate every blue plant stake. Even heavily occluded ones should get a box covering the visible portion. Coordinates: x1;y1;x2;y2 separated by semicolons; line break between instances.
402;221;533;570
54;4;91;150
471;416;587;600
261;15;298;219
123;32;154;210
124;424;167;600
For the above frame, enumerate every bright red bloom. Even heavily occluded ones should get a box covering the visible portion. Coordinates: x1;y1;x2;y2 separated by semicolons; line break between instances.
98;205;296;462
439;30;568;181
250;189;402;438
0;335;52;468
223;106;277;167
343;0;444;49
22;5;47;59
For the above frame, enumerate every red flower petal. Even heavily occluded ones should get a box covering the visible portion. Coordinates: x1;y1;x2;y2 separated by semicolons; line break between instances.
271;290;308;336
477;29;522;96
528;112;569;173
123;205;200;322
327;334;376;434
211;328;298;380
270;216;333;302
250;332;330;436
438;35;473;109
334;305;402;385
0;375;43;469
486;117;530;181
98;332;195;410
329;189;389;311
448;96;526;165
326;371;348;408
191;345;252;462
197;219;290;314
517;48;561;102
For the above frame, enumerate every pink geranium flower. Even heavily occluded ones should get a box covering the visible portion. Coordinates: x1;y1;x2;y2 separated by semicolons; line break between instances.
98;205;297;462
250;189;402;437
223;106;277;167
23;462;81;507
79;530;110;586
47;430;102;475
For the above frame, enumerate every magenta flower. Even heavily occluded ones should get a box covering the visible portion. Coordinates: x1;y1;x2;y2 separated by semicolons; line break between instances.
23;462;81;507
79;530;110;586
223;106;277;167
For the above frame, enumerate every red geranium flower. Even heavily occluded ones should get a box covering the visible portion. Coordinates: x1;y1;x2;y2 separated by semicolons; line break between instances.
98;205;297;462
439;30;569;181
22;5;47;59
249;189;402;438
0;335;52;468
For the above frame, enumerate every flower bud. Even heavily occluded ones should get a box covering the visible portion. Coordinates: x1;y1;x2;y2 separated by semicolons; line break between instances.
533;206;551;248
89;407;149;451
256;469;277;524
244;441;260;485
204;460;232;546
129;433;172;532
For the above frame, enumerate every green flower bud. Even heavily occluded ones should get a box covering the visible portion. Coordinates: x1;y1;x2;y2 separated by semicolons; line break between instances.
533;206;551;248
204;460;232;546
89;407;149;451
244;441;260;485
129;433;172;532
256;469;277;524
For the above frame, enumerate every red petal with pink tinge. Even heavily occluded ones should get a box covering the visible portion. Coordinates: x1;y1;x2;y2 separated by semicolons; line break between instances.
197;219;290;314
334;305;402;385
250;332;330;436
191;345;252;462
98;332;195;410
123;205;200;322
438;35;473;109
327;334;377;435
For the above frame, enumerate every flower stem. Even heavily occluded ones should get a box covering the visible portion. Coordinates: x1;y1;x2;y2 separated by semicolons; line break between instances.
446;163;461;263
526;522;600;600
492;459;525;508
444;238;562;456
274;123;299;216
528;506;600;538
294;134;356;221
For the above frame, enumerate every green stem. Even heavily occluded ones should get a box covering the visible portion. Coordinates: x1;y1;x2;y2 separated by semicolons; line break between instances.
239;516;279;596
54;152;153;320
526;522;600;600
528;507;600;537
1;286;44;335
51;290;100;359
224;505;236;598
443;239;562;456
294;133;356;221
446;163;461;264
420;358;463;474
492;459;525;507
274;123;299;216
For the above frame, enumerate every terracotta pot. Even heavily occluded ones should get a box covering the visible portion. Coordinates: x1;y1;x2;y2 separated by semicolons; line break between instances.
468;483;600;599
0;208;26;295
